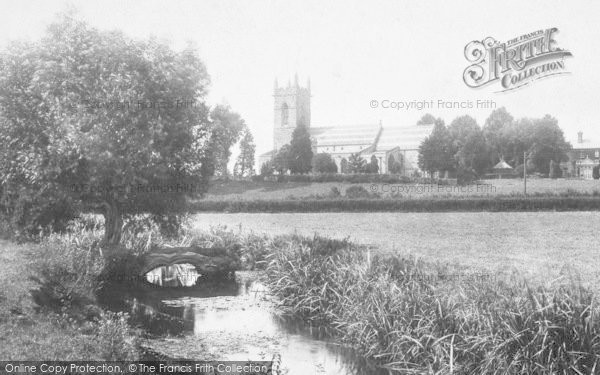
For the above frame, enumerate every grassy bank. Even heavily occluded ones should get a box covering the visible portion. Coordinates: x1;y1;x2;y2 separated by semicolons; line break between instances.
0;220;144;360
206;179;600;201
263;236;600;374
190;195;600;213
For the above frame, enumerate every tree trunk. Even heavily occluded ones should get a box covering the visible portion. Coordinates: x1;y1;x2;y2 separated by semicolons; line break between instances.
102;200;122;248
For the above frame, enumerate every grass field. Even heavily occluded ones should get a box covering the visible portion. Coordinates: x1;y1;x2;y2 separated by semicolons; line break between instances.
191;211;600;289
206;178;600;200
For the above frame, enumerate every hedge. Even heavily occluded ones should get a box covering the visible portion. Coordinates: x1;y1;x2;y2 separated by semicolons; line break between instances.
256;173;418;184
189;196;600;213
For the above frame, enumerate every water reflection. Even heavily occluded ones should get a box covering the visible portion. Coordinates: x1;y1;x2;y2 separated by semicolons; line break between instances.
101;272;388;375
145;263;199;287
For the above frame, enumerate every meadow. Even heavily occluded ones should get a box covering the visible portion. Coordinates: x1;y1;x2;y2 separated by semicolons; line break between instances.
191;211;600;290
205;178;600;201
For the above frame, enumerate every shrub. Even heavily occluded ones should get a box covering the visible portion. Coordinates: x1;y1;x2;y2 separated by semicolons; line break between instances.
329;186;341;198
0;192;79;241
281;173;413;184
260;161;273;177
30;222;105;314
312;153;338;173
95;311;139;360
593;165;600;180
344;185;372;199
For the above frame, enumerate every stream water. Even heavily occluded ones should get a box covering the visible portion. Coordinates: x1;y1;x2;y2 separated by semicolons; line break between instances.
99;269;388;375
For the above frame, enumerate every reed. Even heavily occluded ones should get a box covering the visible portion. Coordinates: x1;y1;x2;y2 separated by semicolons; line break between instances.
264;236;600;374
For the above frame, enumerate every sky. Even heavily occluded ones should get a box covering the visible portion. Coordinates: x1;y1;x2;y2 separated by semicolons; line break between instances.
0;0;599;159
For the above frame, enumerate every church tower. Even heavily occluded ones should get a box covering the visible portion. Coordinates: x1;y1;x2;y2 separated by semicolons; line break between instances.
273;74;311;151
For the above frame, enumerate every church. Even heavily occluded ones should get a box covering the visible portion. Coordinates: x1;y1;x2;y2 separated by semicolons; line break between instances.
258;75;435;176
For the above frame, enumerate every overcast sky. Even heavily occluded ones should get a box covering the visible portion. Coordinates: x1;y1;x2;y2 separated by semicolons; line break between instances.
1;0;599;157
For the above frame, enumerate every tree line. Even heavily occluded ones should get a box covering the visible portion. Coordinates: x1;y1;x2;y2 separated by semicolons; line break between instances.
418;109;571;181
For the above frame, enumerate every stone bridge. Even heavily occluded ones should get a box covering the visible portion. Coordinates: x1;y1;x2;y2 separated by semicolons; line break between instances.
139;246;241;279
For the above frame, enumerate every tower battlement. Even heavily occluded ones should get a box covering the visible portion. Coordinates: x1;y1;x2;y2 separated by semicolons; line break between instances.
273;74;311;150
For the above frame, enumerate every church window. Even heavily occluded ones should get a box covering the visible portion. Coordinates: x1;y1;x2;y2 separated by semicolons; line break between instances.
281;103;289;127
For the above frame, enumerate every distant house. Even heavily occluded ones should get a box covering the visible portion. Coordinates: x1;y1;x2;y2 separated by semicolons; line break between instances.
564;131;600;179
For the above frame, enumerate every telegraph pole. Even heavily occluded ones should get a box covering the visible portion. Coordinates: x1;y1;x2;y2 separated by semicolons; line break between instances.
523;151;527;196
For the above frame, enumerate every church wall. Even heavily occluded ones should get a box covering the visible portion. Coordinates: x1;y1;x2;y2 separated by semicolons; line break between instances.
315;144;369;155
403;149;421;176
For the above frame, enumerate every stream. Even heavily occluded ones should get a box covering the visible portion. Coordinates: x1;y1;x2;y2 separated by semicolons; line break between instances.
99;268;388;375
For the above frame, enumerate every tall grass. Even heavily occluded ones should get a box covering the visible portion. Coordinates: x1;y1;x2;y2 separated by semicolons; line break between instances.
264;237;600;374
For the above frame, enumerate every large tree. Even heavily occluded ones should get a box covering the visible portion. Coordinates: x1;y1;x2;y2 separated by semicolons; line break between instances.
233;126;256;178
0;14;215;246
288;124;313;174
272;145;291;175
501;118;533;166
448;115;489;177
418;118;454;177
499;116;570;173
528;115;570;175
483;107;514;165
207;104;245;177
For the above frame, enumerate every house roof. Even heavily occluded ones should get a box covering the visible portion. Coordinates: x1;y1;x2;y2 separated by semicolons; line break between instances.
493;160;513;170
570;132;600;150
572;140;600;150
259;149;276;158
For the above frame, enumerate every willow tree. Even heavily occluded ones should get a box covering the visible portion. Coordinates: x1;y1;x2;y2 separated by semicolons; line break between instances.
0;14;214;246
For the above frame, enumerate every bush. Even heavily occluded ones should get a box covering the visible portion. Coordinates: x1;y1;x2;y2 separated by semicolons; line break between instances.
260;161;273;177
30;222;105;314
344;185;373;199
280;173;413;184
329;186;341;198
312;153;338;173
593;165;600;180
95;311;139;360
0;192;79;241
